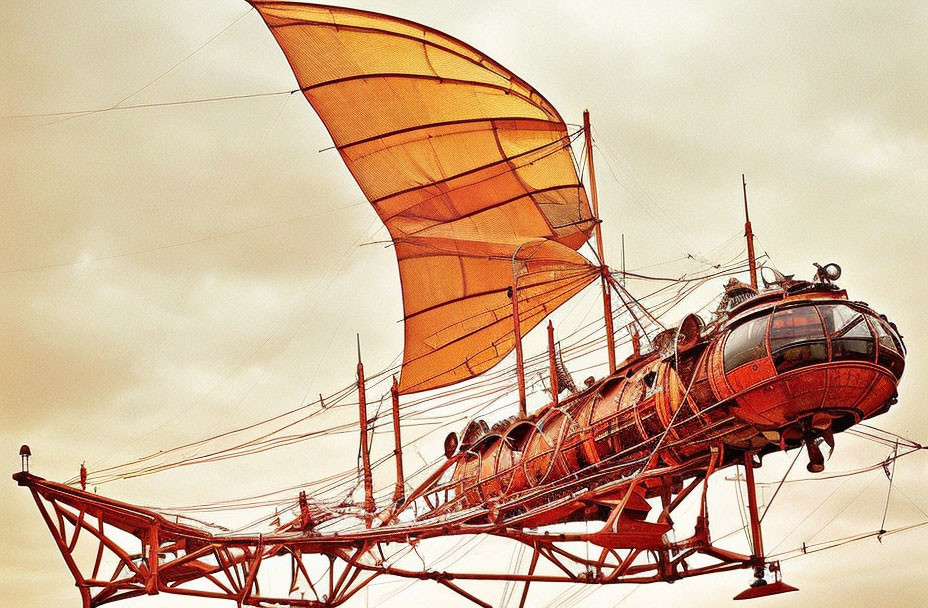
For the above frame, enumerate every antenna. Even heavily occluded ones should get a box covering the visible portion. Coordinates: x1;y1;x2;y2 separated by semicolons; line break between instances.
742;174;758;289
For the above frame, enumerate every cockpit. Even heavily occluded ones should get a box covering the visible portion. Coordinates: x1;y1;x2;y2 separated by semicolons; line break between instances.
723;301;905;379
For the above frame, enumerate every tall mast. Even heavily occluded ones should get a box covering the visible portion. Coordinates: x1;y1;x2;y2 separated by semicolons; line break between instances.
511;254;527;417
390;376;406;505
356;335;374;527
742;174;758;290
547;321;559;406
620;233;626;287
583;110;617;373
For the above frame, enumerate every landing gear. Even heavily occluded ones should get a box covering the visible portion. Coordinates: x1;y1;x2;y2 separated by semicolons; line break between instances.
733;451;799;600
750;565;767;588
735;562;798;600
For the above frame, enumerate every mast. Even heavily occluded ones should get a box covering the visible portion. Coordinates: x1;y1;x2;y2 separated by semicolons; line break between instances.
620;233;626;287
511;253;527;417
583;110;617;373
356;336;374;526
547;321;559;405
390;376;406;504
742;174;758;290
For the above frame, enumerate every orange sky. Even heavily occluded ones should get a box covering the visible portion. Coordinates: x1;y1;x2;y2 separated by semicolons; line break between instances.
2;1;927;606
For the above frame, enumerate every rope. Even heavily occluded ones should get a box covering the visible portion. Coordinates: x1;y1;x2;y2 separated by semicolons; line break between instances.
878;440;899;535
760;448;802;522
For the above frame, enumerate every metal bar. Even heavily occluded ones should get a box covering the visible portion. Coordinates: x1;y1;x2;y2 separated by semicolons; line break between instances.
391;376;406;504
511;252;527;416
328;554;335;600
538;545;579;580
436;578;494;608
91;518;105;580
332;547;360;598
155;543;215;575
517;546;540;608
216;547;243;593
547;321;558;405
56;502;146;578
239;546;263;604
202;573;236;596
663;473;705;520
357;336;375;526
67;506;86;552
31;491;91;607
146;525;159;595
335;571;381;605
583;109;617;372
743;451;764;561
742;174;758;289
334;562;364;604
293;551;320;601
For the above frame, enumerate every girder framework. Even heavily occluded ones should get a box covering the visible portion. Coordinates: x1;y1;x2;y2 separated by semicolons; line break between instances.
15;458;772;608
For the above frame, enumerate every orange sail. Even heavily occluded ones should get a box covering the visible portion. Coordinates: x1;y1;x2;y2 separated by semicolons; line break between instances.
251;1;599;393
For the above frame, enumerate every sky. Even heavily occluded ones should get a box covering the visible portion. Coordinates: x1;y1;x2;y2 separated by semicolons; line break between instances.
2;0;928;606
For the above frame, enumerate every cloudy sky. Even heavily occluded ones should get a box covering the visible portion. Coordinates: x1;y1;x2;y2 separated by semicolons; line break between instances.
2;1;927;606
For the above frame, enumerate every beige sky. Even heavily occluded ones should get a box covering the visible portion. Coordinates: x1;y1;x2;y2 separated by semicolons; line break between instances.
2;1;928;606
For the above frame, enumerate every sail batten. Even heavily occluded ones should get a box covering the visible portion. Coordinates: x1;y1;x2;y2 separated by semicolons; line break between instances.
251;1;598;393
338;117;563;152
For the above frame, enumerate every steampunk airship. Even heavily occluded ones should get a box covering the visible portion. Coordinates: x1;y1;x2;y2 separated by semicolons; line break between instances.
14;2;912;607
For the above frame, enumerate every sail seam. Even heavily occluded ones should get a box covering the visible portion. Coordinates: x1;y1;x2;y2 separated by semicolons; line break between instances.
394;184;591;241
403;266;596;321
267;20;535;101
337;116;561;152
371;130;577;209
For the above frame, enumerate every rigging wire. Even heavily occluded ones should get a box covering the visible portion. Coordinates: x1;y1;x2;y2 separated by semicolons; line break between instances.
0;199;367;275
3;9;266;122
733;465;752;550
111;8;256;111
759;448;803;522
12;5;924;590
71;234;755;528
711;435;925;545
879;440;899;534
78;251;747;489
590;127;700;255
771;520;928;562
76;217;381;477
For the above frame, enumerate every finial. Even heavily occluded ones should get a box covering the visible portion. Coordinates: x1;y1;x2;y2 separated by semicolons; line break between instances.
19;444;31;473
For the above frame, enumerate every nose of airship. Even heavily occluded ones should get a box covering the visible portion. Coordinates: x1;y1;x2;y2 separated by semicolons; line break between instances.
711;299;904;429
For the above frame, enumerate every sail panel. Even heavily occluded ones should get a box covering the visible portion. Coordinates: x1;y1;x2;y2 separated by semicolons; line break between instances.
251;1;597;393
396;240;599;393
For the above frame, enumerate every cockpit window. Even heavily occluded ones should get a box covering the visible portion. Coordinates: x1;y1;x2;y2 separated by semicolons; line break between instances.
724;316;769;372
818;304;875;363
820;304;859;336
769;306;827;373
770;306;825;350
873;318;902;353
873;317;905;378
